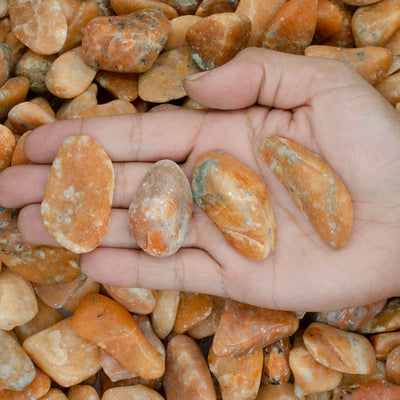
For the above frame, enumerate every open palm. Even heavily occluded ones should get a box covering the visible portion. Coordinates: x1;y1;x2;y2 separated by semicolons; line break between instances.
1;48;399;311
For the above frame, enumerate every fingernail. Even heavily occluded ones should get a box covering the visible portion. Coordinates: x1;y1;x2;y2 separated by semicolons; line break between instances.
185;71;209;81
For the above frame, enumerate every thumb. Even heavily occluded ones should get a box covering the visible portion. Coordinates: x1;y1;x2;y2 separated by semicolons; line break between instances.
184;47;366;110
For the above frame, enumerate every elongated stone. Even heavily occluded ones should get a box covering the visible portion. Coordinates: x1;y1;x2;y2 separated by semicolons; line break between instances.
82;8;170;73
102;385;165;400
164;335;216;400
41;135;114;254
358;299;400;334
151;290;180;339
56;86;98;120
0;124;15;172
314;0;343;43
0;76;30;121
303;322;376;374
129;159;192;257
212;300;299;357
386;345;400;385
324;6;354;47
262;338;292;385
370;331;400;360
331;380;400;400
74;99;137;117
192;151;276;259
261;136;353;248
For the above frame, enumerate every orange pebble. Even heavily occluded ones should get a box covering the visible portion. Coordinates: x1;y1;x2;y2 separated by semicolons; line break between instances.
314;0;343;43
11;130;32;166
0;76;30;121
110;0;178;19
158;0;202;15
370;331;400;360
192;151;276;259
102;385;165;400
30;97;55;117
151;290;180;339
323;6;354;48
259;0;318;54
165;15;202;51
174;292;213;334
386;345;400;385
358;299;400;334
41;135;114;253
263;338;292;385
74;99;137;117
39;388;68;399
96;71;138;102
375;70;400;106
0;123;15;172
331;380;400;400
256;383;302;399
212;300;299;357
71;293;165;379
67;385;100;400
62;276;100;312
196;0;239;17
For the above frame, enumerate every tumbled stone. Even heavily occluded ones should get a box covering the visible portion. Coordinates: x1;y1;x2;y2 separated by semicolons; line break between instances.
15;50;56;93
173;292;213;334
41;135;114;253
324;6;354;47
314;0;343;43
386;29;400;55
9;101;55;133
386;345;400;385
305;392;331;400
158;0;202;15
139;45;200;102
0;124;15;172
262;337;292;385
0;208;33;254
129;159;192;256
186;13;251;70
30;96;55;117
9;0;67;55
110;0;178;19
314;299;387;331
151;290;180;339
256;383;303;400
67;385;100;400
40;388;68;399
71;293;165;379
304;322;376;374
358;299;400;334
370;331;400;360
96;71;138;102
259;0;318;54
0;245;80;284
0;76;29;121
196;0;239;17
375;70;400;105
3;30;26;68
212;300;299;357
0;329;36;391
82;8;170;73
192;151;276;259
45;47;97;99
289;333;343;395
261;136;353;248
331;380;400;400
23;317;101;387
352;0;400;47
61;276;100;312
305;45;393;84
0;44;11;88
102;385;165;400
209;345;263;400
103;285;157;314
11;130;32;166
13;298;64;342
164;335;216;400
165;15;202;51
0;267;38;330
74;99;137;117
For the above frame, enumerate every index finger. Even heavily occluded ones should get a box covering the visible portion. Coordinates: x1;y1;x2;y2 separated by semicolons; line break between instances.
24;109;209;163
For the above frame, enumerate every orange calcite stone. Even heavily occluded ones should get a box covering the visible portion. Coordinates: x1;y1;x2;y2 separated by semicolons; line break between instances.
256;383;303;400
0;76;30;121
314;300;387;332
0;208;33;254
259;0;318;54
375;70;400;106
39;388;68;399
103;285;157;314
212;300;299;357
15;50;56;93
0;245;80;284
102;385;165;400
82;8;170;73
173;292;213;334
74;99;137;117
138;45;200;102
0;368;51;400
11;130;32;166
71;293;165;379
9;0;67;55
164;335;216;400
110;0;178;19
261;136;353;248
303;322;376;374
3;31;26;68
129;160;192;256
0;268;37;330
151;290;180;339
370;331;400;360
263;338;292;385
192;151;276;259
165;15;202;51
23;318;101;387
386;345;400;385
96;71;138;102
30;97;55;117
0;44;11;88
67;385;100;400
186;13;251;70
13;298;64;342
358;299;400;334
209;345;263;400
41;135;114;253
196;0;239;17
157;0;202;15
0;330;36;391
386;29;400;55
289;334;343;395
45;47;97;99
61;276;100;312
331;380;400;400
324;6;354;47
352;0;400;47
0;124;15;172
314;0;343;43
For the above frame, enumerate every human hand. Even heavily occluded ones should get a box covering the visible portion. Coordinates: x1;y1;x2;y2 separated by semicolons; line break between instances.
0;48;399;311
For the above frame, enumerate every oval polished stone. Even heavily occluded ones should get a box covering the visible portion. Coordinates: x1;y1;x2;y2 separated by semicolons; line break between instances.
56;85;98;120
386;345;400;385
314;0;343;43
186;13;251;70
102;385;165;400
196;0;239;17
370;331;400;360
256;383;303;400
331;380;400;400
358;299;400;334
192;151;276;259
263;338;292;385
165;15;202;51
41;135;114;254
164;335;216;400
212;300;299;357
303;322;376;374
129;159;192;257
82;8;170;73
67;385;100;400
0;124;15;173
0;76;30;120
9;0;67;55
150;290;180;339
261;136;353;248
